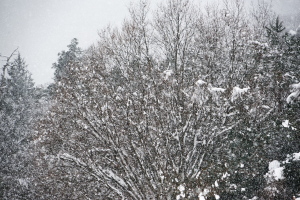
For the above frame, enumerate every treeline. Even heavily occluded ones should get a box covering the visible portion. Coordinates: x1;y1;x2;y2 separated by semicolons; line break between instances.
1;0;299;199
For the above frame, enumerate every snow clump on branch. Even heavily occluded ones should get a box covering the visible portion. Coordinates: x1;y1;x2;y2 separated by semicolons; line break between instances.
231;86;250;102
286;82;300;104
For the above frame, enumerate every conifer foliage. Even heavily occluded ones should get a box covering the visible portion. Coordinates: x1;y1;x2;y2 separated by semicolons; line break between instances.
0;53;35;199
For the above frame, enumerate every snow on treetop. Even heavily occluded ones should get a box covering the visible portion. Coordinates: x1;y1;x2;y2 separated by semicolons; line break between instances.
176;184;185;200
196;79;206;86
198;188;210;200
268;160;280;171
178;184;185;192
282;120;289;128
265;160;284;182
208;84;225;93
292;82;300;89
231;86;250;101
289;30;297;35
249;40;269;48
287;82;300;103
293;152;300;161
163;69;173;80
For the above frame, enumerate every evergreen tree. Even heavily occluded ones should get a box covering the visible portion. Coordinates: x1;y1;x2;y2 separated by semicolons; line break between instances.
0;53;35;199
47;38;82;97
259;17;300;199
52;38;81;83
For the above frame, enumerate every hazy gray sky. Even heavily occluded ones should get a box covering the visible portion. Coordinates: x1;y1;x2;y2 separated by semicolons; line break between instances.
0;0;157;85
0;0;299;85
273;0;300;15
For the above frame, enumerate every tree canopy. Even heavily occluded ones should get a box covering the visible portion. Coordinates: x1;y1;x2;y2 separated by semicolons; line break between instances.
1;0;299;199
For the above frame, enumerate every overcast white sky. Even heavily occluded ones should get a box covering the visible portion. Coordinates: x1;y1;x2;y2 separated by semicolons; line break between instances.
0;0;160;85
0;0;299;85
